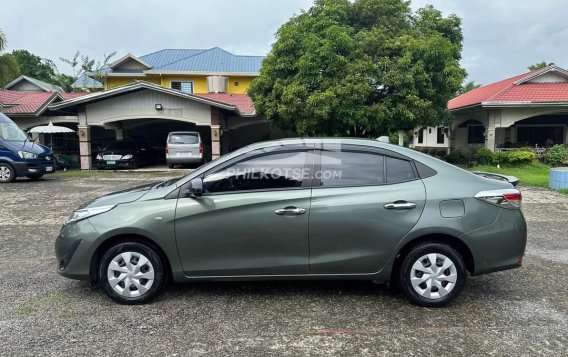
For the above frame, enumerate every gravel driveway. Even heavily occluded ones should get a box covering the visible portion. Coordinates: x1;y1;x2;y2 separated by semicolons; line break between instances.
1;173;567;356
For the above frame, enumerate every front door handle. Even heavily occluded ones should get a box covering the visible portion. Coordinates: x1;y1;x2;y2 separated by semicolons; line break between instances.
384;202;417;210
274;207;306;216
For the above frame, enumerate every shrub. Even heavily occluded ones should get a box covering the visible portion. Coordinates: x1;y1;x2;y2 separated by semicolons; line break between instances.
443;148;474;165
474;148;497;165
545;145;568;167
498;149;536;166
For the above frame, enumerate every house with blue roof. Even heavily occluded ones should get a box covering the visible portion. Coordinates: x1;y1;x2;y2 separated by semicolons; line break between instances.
40;47;269;169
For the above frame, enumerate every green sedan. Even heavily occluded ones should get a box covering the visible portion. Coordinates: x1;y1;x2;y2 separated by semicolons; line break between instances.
55;138;526;307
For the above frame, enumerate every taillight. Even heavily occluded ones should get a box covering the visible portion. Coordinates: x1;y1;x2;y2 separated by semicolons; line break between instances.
474;189;522;209
199;143;203;154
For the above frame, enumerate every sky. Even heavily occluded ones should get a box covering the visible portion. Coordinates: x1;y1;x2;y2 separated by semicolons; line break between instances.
1;0;566;85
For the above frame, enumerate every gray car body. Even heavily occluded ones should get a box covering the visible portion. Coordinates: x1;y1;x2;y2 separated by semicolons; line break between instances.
55;138;527;284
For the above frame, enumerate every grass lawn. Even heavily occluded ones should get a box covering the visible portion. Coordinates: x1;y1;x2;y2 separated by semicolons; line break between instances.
468;163;551;188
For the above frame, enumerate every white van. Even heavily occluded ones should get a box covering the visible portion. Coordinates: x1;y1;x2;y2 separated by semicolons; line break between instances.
166;131;206;168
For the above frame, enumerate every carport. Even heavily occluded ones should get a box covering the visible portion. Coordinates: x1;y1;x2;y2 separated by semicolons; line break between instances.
47;81;268;169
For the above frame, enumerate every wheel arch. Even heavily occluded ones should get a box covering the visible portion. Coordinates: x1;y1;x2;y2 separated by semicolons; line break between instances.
390;234;475;283
89;233;173;284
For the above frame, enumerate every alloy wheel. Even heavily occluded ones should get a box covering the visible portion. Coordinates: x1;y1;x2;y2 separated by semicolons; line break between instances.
106;251;155;298
410;253;458;300
0;166;12;181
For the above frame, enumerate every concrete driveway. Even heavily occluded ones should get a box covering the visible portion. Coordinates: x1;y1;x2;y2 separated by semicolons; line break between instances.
0;173;567;356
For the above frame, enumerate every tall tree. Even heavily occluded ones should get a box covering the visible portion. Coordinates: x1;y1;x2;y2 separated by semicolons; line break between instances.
60;51;116;87
249;0;466;136
457;81;481;95
11;49;56;83
0;29;20;87
528;61;553;71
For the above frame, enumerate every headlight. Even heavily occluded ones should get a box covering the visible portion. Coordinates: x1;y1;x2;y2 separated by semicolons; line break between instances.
18;151;37;159
64;205;116;225
122;154;133;160
96;154;103;160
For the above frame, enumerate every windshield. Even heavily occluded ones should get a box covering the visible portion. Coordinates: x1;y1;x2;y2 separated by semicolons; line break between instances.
169;133;199;144
112;141;140;150
0;122;28;141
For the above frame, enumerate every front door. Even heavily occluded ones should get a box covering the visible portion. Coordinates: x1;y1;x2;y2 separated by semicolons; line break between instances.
308;145;426;274
174;147;313;277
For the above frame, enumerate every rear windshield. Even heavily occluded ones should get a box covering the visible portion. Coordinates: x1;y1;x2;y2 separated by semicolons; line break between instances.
169;133;199;144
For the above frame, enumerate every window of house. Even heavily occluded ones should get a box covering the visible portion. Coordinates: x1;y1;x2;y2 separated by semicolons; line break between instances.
203;150;307;194
171;81;193;94
318;150;385;187
234;81;239;87
386;157;416;184
418;129;424;144
468;125;485;144
428;128;432;134
437;127;445;144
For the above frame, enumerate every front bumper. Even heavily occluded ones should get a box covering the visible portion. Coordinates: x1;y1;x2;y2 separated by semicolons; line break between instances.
95;159;136;170
55;219;100;280
13;160;56;177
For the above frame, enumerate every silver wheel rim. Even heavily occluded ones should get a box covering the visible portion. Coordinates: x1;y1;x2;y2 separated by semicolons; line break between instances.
107;251;155;298
0;166;11;181
410;253;457;300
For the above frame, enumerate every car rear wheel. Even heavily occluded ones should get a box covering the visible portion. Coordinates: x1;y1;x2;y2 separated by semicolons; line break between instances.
0;163;16;183
99;242;166;304
26;173;44;180
399;243;466;307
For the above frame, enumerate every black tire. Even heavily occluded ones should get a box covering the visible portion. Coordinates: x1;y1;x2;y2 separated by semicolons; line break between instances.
399;242;466;307
99;242;167;304
0;162;16;183
26;173;44;181
168;164;174;169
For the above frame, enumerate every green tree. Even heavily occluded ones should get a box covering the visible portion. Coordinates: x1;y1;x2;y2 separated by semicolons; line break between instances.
249;0;466;136
528;61;553;71
60;50;116;88
0;29;20;87
11;49;56;83
457;81;481;95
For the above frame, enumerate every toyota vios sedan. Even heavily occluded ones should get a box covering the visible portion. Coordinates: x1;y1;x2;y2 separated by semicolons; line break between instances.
55;138;526;306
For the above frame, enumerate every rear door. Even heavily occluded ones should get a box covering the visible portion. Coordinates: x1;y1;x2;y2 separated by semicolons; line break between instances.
168;133;200;159
308;144;426;274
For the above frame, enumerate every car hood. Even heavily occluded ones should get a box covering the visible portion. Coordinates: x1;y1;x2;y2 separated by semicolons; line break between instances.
80;182;160;209
98;149;136;156
3;140;52;156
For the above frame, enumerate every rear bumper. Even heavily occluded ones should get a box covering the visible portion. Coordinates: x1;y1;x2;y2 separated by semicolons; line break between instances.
167;156;204;164
465;208;527;276
13;161;55;177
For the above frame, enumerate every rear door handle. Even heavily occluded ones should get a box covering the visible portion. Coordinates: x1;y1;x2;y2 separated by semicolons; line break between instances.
274;207;306;216
384;202;417;210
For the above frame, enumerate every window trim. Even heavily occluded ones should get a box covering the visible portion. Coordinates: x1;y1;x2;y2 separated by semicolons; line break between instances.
196;146;315;196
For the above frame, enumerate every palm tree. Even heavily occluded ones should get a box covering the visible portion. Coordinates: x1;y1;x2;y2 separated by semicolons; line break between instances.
528;61;553;71
457;81;481;95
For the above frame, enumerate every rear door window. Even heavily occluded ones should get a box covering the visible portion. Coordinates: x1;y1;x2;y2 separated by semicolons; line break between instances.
318;149;385;187
169;134;199;144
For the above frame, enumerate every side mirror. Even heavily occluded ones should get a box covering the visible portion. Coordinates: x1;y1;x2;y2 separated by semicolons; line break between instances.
187;177;203;198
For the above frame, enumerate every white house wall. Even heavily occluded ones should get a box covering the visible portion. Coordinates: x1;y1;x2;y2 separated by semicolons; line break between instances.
412;126;449;149
85;89;212;126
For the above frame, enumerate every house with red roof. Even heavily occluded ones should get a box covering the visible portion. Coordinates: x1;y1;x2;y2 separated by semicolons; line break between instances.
413;65;568;151
1;48;268;169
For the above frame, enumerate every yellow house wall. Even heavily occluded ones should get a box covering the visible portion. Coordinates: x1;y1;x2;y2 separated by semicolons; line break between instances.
105;75;256;94
105;77;160;89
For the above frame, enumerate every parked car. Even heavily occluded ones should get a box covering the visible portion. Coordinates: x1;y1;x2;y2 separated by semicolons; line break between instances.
0;113;55;183
95;141;158;170
56;138;526;306
166;131;206;168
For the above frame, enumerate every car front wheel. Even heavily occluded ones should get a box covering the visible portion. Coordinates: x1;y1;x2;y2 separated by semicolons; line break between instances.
99;242;167;304
0;163;16;183
399;242;466;307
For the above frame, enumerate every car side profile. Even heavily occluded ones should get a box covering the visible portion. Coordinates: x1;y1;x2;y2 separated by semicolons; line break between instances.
55;138;527;307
